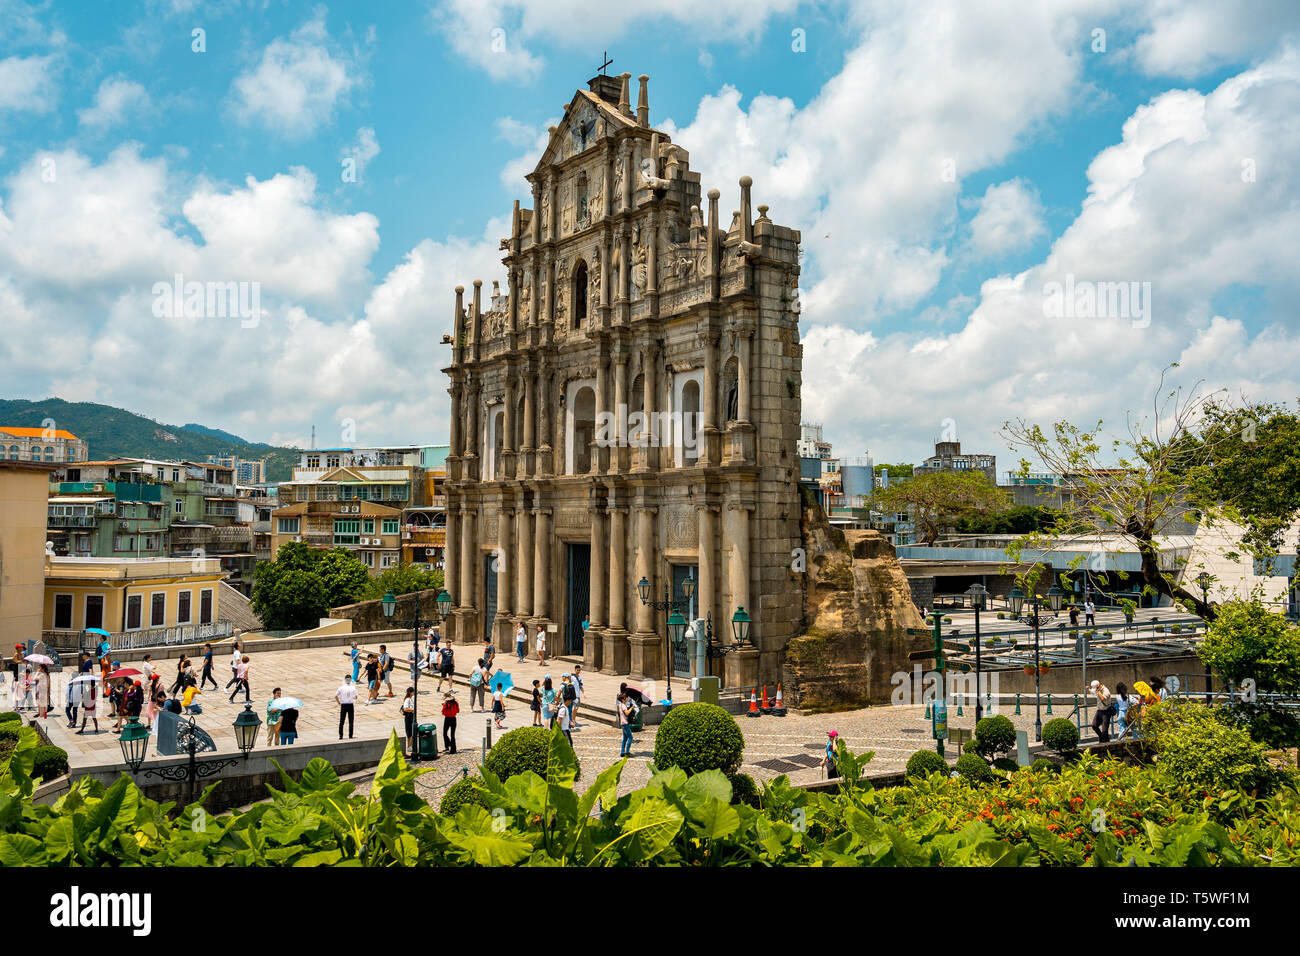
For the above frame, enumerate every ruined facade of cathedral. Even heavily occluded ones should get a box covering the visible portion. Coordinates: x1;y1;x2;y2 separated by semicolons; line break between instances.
440;71;804;688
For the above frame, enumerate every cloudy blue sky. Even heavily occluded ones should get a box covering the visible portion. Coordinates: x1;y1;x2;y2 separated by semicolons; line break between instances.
2;0;1298;469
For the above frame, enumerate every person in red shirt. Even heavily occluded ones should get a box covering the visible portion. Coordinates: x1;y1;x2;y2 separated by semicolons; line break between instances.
441;692;459;754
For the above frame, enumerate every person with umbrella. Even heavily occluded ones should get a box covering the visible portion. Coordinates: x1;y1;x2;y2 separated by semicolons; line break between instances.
272;693;302;746
77;677;99;734
491;680;506;729
29;659;52;720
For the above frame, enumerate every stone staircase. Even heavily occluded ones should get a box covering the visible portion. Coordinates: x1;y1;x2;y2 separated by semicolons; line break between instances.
219;582;264;635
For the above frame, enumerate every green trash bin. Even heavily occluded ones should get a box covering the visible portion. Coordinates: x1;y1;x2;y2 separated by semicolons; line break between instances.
629;705;644;732
418;723;439;760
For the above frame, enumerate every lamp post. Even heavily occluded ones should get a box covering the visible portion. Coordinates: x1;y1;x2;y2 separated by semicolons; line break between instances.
966;583;988;721
1194;572;1213;702
119;706;262;805
1008;583;1064;740
636;572;696;703
381;588;453;762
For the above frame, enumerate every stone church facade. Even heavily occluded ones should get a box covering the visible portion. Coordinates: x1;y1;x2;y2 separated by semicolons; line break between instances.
440;71;804;688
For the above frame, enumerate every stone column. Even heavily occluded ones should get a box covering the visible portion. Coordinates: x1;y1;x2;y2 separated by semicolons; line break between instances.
613;353;629;472
531;181;542;246
596;353;609;473
496;505;512;648
465;379;480;474
533;508;551;621
604;504;629;673
617;228;630;303
516;502;533;619
448;382;463;459
630;502;661;678
587;503;606;670
522;370;536;476
638;346;656;471
697;504;717;665
460;506;475;624
738;332;752;423
724;499;756;686
444;490;459;613
529;260;540;327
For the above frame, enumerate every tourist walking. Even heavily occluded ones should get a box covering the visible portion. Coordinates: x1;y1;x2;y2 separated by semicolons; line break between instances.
535;626;547;666
617;692;634;757
492;682;506;729
823;730;841;779
64;677;79;727
542;676;557;728
199;643;218;690
228;655;251;703
278;705;299;745
170;656;192;695
469;659;488;712
78;682;98;734
571;665;584;726
336;674;357;739
266;687;283;747
1113;682;1132;739
530;679;542;726
1089;679;1114;743
401;687;417;757
346;641;361;682
515;623;527;662
364;654;380;704
34;664;50;720
141;654;155;688
483;639;496;671
561;674;577;729
379;645;395;697
1068;605;1079;627
408;646;426;682
225;642;243;690
557;696;573;746
436;641;455;692
1084;599;1096;626
425;628;439;671
441;692;459;754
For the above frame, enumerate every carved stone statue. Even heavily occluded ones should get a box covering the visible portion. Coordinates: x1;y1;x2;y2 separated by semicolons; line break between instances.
519;272;532;316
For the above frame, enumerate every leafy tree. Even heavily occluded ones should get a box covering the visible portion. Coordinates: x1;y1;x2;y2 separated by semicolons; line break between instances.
873;462;915;480
876;470;1008;545
1004;368;1300;620
362;563;445;601
316;548;371;607
1199;598;1300;693
955;504;1060;535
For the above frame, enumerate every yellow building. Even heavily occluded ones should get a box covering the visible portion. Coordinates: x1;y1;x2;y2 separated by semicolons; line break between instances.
0;459;56;643
42;556;229;645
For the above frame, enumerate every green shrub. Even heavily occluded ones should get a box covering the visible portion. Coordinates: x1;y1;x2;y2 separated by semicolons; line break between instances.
973;714;1016;760
1147;699;1288;796
1030;758;1058;773
31;745;67;782
438;777;487;816
483;726;578;781
905;749;949;779
955;753;994;783
0;711;21;723
0;726;19;744
652;702;744;776
1042;718;1080;755
991;757;1020;773
727;772;760;808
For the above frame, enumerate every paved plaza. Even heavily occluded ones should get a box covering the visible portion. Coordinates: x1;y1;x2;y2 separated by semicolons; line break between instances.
24;637;1068;804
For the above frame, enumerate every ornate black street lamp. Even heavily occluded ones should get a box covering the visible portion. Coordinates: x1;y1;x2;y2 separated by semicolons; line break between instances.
636;572;695;702
1008;583;1064;740
119;705;262;804
966;583;988;721
382;588;453;762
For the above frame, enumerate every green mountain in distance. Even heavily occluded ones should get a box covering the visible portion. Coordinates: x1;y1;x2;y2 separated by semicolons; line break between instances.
0;398;300;482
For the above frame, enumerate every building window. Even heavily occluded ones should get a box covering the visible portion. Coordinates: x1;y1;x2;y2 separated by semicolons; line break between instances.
7;445;16;460
306;456;320;468
30;447;40;460
199;589;213;625
278;517;300;534
381;553;395;568
327;456;340;468
150;592;166;628
573;259;588;328
175;500;184;514
334;519;360;545
54;594;73;629
362;518;375;534
178;590;192;624
44;446;55;461
360;550;374;567
570;385;596;474
85;595;104;630
126;595;142;630
382;518;399;535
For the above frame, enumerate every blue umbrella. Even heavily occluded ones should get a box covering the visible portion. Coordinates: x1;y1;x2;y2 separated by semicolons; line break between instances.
86;628;111;637
488;670;515;695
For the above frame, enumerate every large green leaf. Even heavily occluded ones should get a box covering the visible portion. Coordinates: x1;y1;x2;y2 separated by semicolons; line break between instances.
593;795;683;865
441;806;533;866
301;758;341;792
578;758;625;822
690;798;741;841
682;769;732;809
0;833;47;865
545;726;580;790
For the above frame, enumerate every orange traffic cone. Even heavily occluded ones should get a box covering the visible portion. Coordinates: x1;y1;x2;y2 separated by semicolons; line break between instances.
761;685;772;712
746;688;760;717
773;684;786;716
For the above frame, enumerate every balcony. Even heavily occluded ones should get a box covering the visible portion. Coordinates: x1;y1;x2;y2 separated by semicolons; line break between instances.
41;619;235;653
47;515;98;528
203;483;236;497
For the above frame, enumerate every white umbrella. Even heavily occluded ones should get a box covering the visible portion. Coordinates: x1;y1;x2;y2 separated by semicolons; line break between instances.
69;674;100;684
23;653;55;666
268;696;303;710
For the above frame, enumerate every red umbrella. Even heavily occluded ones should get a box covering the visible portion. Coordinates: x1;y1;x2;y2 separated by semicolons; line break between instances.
107;668;141;679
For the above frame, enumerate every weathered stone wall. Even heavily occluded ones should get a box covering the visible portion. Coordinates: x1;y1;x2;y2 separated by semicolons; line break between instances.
330;589;446;635
782;490;927;711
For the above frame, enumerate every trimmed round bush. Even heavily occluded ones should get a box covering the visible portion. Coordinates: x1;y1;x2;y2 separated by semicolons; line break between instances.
438;777;486;816
974;715;1016;758
955;752;994;783
1031;758;1058;773
483;726;578;781
905;749;949;779
652;703;744;776
0;711;21;723
31;745;68;782
727;772;760;808
991;757;1020;773
1042;718;1080;755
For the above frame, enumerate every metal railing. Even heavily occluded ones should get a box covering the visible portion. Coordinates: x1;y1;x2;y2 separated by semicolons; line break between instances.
42;620;234;653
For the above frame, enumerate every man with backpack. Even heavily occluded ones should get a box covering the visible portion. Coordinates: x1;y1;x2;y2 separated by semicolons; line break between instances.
378;645;395;698
469;658;489;712
561;674;578;729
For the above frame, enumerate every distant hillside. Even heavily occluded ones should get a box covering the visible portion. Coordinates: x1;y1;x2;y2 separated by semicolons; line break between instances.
0;398;300;481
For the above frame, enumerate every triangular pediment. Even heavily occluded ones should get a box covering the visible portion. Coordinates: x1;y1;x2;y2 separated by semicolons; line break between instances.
533;90;638;175
319;466;368;482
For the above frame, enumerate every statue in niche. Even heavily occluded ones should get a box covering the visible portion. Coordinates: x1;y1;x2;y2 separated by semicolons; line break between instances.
614;144;628;203
631;226;648;297
519;272;532;316
587;174;604;220
541;191;551;235
590;251;601;303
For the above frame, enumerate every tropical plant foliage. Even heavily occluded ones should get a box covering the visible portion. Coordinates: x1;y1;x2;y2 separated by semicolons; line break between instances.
2;712;1296;867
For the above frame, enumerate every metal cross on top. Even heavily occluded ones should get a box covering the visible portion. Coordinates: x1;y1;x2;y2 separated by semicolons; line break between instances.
599;51;614;75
